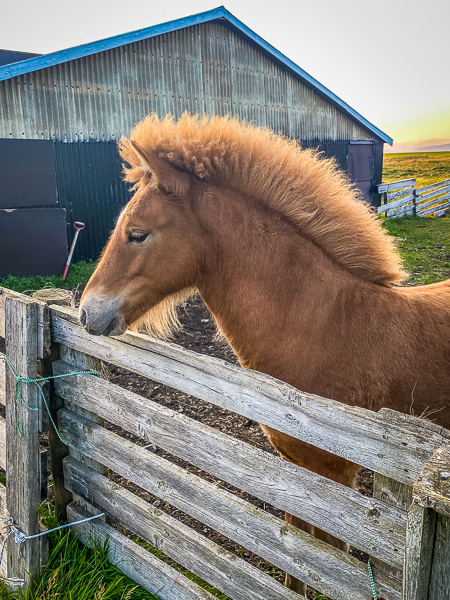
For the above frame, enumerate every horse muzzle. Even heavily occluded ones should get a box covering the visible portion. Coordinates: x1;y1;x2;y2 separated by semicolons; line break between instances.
79;294;127;337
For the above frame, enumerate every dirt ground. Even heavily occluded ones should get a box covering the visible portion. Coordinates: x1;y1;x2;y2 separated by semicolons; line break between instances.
103;295;373;596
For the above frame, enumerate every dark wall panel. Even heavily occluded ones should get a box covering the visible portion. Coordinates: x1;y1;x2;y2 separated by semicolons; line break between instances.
53;138;384;264
348;142;374;204
301;139;349;172
348;143;374;183
302;139;383;206
0;208;67;278
0;139;57;208
372;142;384;207
55;141;131;262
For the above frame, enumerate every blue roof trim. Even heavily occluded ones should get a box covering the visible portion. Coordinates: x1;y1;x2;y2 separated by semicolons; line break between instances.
0;6;393;145
0;7;225;82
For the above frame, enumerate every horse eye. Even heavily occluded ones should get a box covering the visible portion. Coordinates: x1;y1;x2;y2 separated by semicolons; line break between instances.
128;230;149;243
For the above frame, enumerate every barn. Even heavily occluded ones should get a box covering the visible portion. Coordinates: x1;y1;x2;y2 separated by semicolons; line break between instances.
0;6;392;276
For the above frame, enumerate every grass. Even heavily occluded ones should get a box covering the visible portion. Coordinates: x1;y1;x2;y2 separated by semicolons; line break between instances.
0;261;96;295
381;151;450;285
383;215;450;285
382;151;450;187
0;508;158;600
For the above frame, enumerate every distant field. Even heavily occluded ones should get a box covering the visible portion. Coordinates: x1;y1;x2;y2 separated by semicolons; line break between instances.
383;152;450;187
381;152;450;286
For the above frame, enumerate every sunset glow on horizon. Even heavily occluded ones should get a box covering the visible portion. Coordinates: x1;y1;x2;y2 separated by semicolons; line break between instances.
383;106;450;153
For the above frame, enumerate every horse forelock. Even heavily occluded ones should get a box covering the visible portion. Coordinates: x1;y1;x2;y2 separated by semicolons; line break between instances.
119;113;405;286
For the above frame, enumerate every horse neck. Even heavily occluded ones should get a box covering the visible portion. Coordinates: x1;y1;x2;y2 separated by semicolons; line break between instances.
192;187;450;422
196;187;362;386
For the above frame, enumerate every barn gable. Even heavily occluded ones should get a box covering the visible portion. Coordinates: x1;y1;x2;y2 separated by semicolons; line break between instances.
0;7;390;144
0;7;391;271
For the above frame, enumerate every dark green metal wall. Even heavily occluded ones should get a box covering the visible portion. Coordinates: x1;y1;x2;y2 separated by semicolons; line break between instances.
55;141;131;262
55;138;383;263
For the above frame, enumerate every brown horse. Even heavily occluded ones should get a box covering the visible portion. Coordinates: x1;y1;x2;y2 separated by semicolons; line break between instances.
80;113;450;593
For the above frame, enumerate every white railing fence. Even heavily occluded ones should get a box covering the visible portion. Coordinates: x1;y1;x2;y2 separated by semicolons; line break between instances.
378;179;450;218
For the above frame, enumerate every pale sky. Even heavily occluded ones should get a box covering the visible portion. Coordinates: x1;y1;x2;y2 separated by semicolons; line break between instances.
1;0;449;151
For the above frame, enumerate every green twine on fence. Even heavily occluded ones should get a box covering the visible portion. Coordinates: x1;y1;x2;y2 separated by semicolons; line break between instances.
367;560;378;600
4;356;100;445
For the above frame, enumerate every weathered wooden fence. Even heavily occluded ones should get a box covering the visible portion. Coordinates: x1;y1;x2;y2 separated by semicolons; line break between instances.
1;287;450;599
378;178;450;218
0;288;49;586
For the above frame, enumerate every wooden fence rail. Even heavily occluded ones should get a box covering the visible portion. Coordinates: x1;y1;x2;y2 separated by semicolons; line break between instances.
58;408;400;600
1;287;450;599
49;306;449;486
377;179;450;218
53;359;407;568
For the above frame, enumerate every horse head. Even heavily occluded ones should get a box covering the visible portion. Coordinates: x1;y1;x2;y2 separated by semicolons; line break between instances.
80;143;203;337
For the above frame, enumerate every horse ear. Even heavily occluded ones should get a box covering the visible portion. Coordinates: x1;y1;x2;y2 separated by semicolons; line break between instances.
130;140;192;198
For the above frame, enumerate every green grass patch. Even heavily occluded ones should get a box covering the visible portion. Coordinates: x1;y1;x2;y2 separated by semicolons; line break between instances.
382;215;450;285
0;508;159;600
0;261;96;295
383;152;450;187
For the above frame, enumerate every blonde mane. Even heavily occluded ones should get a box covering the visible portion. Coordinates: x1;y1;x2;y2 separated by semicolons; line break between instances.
119;113;404;287
129;289;193;339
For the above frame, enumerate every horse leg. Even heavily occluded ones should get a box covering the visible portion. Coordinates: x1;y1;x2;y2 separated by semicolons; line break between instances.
283;513;313;596
263;433;362;595
283;511;351;595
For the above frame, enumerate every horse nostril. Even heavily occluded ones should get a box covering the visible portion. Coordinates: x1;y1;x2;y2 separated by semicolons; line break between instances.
79;309;87;327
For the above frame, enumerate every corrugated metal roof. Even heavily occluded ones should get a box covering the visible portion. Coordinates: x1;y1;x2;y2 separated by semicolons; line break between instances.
0;6;393;144
0;21;378;143
0;49;41;67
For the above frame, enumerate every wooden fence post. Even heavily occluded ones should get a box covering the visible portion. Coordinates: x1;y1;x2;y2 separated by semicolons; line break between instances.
36;289;106;522
403;444;450;599
371;474;411;589
402;503;437;600
40;342;72;522
5;296;46;587
34;290;73;522
413;185;418;216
